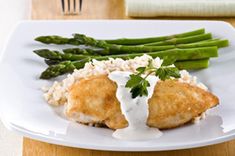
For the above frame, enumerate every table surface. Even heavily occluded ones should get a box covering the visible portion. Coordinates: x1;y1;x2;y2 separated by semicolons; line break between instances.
23;0;235;155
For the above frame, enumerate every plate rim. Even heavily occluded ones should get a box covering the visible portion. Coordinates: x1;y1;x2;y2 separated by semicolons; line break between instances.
2;118;235;151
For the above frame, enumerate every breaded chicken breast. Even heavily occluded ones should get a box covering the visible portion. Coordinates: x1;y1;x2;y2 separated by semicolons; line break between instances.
65;74;219;129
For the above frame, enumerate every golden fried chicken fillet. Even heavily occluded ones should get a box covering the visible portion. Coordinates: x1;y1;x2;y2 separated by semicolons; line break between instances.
65;74;219;129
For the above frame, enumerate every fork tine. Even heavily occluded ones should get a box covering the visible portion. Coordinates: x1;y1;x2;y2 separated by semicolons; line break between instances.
79;0;82;12
67;0;70;12
74;0;76;13
61;0;65;13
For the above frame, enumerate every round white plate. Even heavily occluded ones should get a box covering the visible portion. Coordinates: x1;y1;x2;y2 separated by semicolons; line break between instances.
0;20;235;151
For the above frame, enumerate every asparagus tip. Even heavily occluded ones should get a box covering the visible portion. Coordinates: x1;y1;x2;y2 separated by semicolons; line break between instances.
33;49;50;57
35;35;67;44
35;36;48;43
40;71;51;79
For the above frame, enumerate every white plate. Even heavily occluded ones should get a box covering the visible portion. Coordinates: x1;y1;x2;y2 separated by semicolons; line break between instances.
1;20;235;151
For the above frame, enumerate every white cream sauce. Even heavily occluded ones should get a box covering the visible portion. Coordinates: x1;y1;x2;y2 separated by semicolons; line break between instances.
108;71;162;141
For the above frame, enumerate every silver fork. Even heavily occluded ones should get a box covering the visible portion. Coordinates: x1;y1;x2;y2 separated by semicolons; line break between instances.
61;0;83;15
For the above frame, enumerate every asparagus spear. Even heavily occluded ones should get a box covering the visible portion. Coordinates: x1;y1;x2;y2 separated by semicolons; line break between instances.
63;45;176;55
35;29;205;46
94;46;218;61
35;47;218;62
34;49;89;61
39;47;218;79
143;33;212;46
174;59;209;70
40;61;75;79
176;40;229;48
40;58;90;79
196;38;220;43
35;36;82;45
61;39;228;55
104;28;205;45
35;33;107;47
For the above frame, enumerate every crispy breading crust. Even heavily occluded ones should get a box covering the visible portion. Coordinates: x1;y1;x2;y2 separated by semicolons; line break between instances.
65;75;219;130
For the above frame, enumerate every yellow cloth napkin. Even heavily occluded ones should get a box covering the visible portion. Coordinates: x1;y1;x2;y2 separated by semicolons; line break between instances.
125;0;235;17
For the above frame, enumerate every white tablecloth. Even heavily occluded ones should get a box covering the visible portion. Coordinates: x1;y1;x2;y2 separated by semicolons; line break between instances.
0;0;31;155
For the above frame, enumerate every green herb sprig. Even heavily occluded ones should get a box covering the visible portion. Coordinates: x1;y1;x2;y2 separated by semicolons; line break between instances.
125;59;181;98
